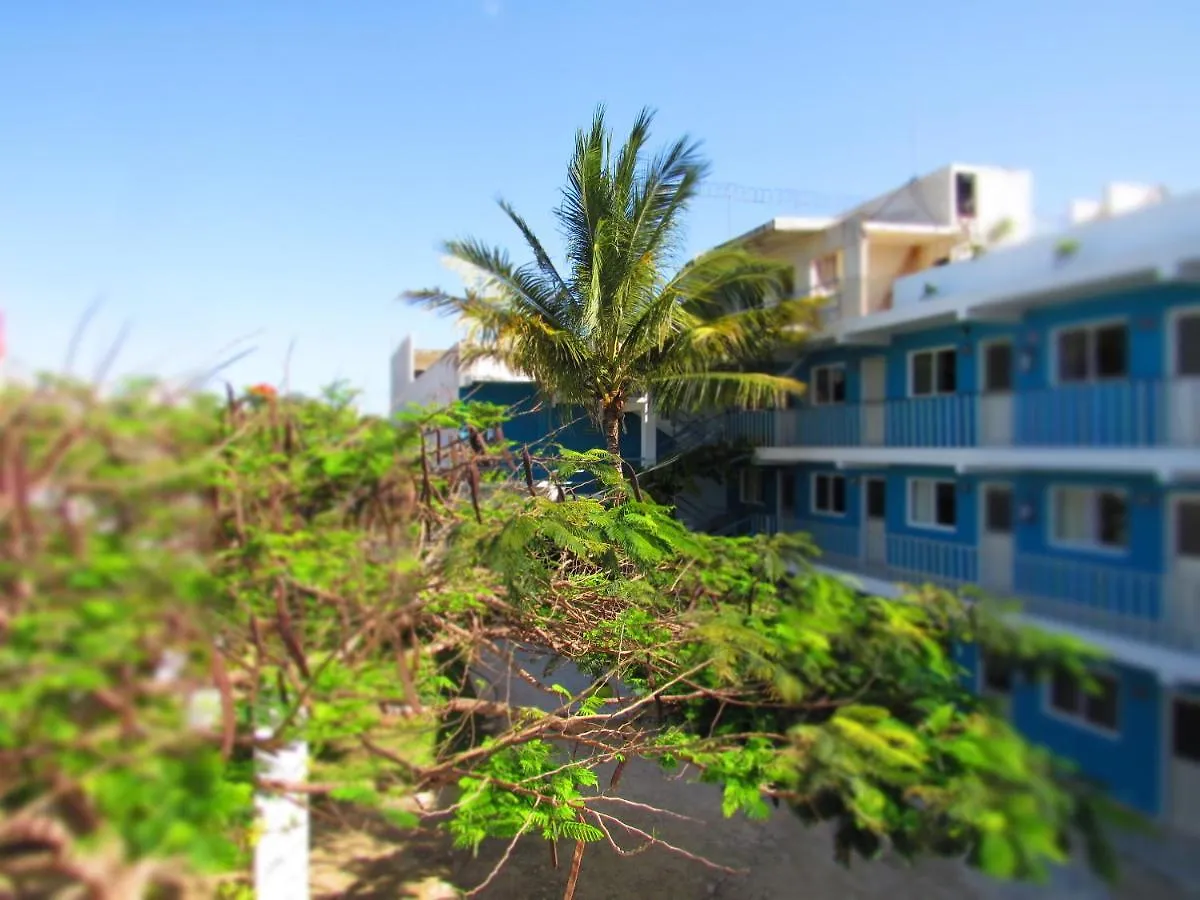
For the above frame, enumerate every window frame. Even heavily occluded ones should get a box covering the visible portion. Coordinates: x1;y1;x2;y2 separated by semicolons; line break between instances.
907;346;958;398
739;468;765;505
810;252;841;291
1050;319;1130;385
810;472;848;517
1043;669;1121;738
1047;484;1130;553
810;363;847;406
905;477;958;532
864;477;887;521
979;338;1015;394
979;651;1015;697
780;471;796;516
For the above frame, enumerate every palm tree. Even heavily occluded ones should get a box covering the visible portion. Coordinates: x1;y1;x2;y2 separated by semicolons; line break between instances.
406;106;817;459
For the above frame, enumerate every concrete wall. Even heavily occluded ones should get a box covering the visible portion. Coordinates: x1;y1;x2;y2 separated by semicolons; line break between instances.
391;336;529;416
389;336;416;415
958;164;1034;245
894;190;1200;311
846;164;1032;244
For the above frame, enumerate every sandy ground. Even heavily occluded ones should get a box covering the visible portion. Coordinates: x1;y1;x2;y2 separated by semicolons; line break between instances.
309;647;1187;899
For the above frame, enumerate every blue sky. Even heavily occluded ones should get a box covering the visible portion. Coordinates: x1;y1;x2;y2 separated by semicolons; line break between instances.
3;0;1197;412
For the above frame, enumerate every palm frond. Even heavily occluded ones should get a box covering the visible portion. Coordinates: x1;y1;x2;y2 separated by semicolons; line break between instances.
648;370;806;415
403;106;817;432
444;238;567;326
667;246;793;315
498;199;569;299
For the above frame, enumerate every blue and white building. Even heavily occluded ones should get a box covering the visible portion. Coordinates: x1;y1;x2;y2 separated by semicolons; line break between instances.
676;169;1200;838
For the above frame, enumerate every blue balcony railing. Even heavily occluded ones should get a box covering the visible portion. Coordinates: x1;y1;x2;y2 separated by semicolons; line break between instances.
764;516;1196;651
717;377;1199;450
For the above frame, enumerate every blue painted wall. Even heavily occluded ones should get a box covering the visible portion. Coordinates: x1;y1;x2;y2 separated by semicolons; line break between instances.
784;284;1200;449
462;381;642;462
769;463;1173;620
955;646;1162;817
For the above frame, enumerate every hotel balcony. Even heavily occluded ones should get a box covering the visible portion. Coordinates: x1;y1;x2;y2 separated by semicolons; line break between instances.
715;378;1200;480
756;518;1197;653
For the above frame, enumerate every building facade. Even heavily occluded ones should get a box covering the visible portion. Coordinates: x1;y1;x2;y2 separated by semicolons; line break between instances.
391;168;1200;839
677;176;1200;837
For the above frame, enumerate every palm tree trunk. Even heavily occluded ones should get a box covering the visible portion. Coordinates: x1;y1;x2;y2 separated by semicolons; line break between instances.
602;409;622;458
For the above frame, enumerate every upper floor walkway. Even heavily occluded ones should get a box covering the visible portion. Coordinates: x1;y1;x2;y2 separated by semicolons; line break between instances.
722;375;1200;451
747;512;1200;668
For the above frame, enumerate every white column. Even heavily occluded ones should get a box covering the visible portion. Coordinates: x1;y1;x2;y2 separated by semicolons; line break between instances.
639;396;656;466
255;729;310;900
156;652;311;900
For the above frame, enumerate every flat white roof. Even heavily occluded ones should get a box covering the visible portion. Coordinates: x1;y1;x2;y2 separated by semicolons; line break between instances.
725;216;837;247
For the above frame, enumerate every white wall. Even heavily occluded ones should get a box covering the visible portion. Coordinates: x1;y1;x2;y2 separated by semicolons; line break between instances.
965;165;1034;245
465;356;524;385
389;336;415;415
390;338;530;416
1071;183;1168;224
391;345;462;413
847;164;1033;243
891;190;1200;310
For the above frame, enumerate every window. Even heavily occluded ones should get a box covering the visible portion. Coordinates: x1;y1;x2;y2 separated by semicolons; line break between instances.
781;472;796;514
1176;313;1200;377
910;348;957;396
1174;700;1200;763
908;478;957;529
1051;486;1128;550
812;473;847;515
1177;501;1200;558
739;469;764;504
984;487;1014;533
980;651;1014;695
866;479;886;520
955;172;978;219
1055;323;1129;382
1048;670;1119;733
812;253;839;290
811;365;846;405
983;342;1013;393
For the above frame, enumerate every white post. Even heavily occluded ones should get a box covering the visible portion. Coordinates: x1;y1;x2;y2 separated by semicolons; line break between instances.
155;652;311;900
639;396;656;466
254;729;310;900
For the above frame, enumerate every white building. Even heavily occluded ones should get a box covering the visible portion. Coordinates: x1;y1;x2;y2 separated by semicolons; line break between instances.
725;163;1035;329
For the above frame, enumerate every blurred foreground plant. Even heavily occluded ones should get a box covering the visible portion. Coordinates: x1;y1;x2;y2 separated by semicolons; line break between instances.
0;376;1117;899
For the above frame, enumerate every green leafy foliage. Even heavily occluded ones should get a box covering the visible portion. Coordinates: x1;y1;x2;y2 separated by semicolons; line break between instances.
0;376;1119;896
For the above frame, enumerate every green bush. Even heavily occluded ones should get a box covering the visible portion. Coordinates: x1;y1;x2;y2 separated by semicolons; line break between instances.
0;376;1116;897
